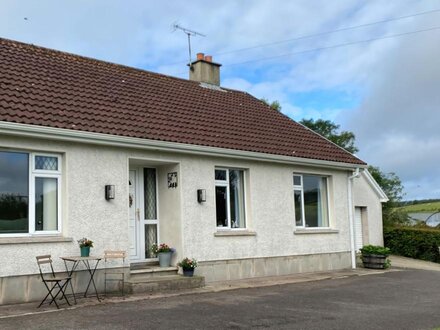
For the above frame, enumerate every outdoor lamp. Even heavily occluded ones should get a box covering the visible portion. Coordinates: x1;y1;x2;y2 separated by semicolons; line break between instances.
197;189;206;203
105;185;115;200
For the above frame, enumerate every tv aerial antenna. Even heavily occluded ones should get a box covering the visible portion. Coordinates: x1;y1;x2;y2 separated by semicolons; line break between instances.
172;23;206;68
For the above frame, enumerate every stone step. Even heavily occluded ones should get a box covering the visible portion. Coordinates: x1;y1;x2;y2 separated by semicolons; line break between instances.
129;266;178;280
125;275;205;294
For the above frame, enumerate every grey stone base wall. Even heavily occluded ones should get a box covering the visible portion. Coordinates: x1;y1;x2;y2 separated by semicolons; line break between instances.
0;268;129;305
195;251;352;282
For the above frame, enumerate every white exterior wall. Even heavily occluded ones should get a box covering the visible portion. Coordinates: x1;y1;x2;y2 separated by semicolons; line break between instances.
352;173;384;246
0;134;354;277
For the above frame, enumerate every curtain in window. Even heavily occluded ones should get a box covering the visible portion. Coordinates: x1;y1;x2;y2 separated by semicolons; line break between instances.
229;170;245;228
35;177;58;231
144;168;157;220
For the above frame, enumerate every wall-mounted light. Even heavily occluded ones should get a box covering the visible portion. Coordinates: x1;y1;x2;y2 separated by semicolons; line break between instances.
105;185;115;200
197;189;206;203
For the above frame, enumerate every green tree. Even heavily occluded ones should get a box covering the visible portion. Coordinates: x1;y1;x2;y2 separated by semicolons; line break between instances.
368;165;408;226
261;98;281;111
299;118;358;154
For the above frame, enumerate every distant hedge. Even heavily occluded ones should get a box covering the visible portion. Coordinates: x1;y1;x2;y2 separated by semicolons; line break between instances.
384;227;440;263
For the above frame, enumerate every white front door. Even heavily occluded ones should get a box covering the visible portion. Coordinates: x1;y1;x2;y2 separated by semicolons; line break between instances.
354;207;363;251
129;167;159;261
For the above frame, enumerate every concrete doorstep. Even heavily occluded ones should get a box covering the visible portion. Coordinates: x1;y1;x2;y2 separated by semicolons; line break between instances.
0;267;396;319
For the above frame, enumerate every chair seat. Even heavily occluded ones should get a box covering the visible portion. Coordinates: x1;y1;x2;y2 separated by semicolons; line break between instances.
44;276;71;282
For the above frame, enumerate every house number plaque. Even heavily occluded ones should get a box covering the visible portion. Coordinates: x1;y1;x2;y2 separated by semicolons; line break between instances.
168;172;178;188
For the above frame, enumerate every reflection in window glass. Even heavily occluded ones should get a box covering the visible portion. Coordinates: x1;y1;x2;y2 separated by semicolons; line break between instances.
0;151;29;234
216;186;227;227
294;174;329;228
35;177;58;231
294;190;303;226
215;170;227;181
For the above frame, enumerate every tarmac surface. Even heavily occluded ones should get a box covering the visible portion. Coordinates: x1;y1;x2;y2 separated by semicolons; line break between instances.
1;255;440;329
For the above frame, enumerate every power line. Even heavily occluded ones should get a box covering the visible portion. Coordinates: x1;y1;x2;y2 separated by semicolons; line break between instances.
165;8;440;67
169;25;440;76
215;8;440;56
225;25;440;67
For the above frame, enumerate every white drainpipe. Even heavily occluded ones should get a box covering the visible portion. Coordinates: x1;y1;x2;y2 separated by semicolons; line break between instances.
348;168;360;269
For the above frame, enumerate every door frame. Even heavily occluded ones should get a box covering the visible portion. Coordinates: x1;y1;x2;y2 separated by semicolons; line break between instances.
130;166;160;262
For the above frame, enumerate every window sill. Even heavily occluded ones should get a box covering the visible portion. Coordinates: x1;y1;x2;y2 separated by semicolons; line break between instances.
214;230;256;237
0;236;73;245
294;229;339;235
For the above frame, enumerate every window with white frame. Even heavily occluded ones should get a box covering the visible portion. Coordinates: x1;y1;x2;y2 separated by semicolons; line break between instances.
293;174;329;228
0;151;62;235
215;168;246;229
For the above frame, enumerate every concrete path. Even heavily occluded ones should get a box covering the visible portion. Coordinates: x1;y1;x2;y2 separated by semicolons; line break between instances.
389;254;440;271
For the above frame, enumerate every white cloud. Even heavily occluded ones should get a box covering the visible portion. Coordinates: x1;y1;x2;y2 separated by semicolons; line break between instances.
1;0;440;199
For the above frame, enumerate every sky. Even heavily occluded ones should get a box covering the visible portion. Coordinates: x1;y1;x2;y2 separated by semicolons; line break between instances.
1;0;439;200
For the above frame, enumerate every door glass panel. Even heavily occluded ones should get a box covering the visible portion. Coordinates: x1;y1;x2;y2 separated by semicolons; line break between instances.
145;224;158;258
35;177;58;231
144;168;157;220
216;186;227;227
0;151;29;234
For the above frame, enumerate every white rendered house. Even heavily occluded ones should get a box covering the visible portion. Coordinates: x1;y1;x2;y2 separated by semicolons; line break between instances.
0;38;386;304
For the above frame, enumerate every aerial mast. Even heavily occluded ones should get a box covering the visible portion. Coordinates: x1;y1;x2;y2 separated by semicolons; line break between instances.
172;24;206;69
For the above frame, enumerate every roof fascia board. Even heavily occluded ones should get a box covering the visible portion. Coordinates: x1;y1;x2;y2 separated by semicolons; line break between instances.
0;121;366;170
362;169;389;202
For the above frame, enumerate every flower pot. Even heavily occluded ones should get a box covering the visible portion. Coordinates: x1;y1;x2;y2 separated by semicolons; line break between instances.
80;246;90;257
183;268;194;277
158;252;172;267
362;254;387;269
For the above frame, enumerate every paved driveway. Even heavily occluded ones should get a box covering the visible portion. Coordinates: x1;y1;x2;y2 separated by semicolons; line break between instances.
2;269;440;329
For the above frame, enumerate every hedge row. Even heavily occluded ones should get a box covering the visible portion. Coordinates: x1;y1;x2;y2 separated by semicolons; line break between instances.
384;227;440;263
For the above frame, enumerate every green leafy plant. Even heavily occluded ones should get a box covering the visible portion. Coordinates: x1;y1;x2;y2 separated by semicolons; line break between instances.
178;257;198;270
360;245;391;256
77;237;93;248
151;243;175;254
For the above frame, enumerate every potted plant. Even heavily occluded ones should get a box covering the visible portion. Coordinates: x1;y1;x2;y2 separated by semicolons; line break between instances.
78;237;94;257
151;243;175;267
360;245;391;269
178;257;198;277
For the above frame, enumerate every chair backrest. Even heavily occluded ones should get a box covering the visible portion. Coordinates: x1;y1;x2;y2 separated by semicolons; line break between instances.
104;250;126;259
36;255;56;278
104;250;126;269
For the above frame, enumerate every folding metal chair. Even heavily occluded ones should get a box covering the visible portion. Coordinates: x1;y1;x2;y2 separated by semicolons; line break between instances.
36;255;72;309
104;250;126;297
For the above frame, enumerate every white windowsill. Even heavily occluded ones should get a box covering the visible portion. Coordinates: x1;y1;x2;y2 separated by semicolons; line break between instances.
0;236;73;245
214;230;257;237
294;228;339;235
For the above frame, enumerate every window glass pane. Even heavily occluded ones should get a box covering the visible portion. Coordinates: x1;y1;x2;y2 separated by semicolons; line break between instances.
35;156;58;171
303;175;329;227
215;169;227;181
0;151;29;234
294;190;303;226
35;177;58;231
144;168;157;219
215;186;227;227
293;175;301;186
229;170;245;228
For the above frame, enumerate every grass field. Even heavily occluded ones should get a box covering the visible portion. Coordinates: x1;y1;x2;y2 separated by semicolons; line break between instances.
399;201;440;213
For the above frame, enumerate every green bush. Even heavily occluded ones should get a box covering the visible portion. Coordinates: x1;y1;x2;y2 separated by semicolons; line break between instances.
360;245;391;256
384;227;440;263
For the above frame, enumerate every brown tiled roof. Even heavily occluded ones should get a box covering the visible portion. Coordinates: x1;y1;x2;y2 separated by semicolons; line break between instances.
0;38;365;165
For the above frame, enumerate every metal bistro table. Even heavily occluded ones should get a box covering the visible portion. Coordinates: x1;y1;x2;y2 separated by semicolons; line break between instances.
61;256;102;303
